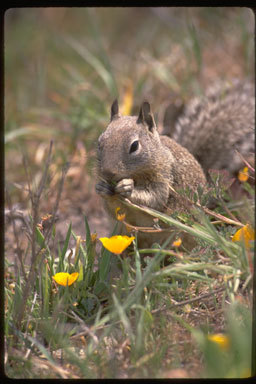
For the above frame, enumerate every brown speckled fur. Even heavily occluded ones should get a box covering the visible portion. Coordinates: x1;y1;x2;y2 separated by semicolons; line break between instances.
173;80;255;175
96;101;206;248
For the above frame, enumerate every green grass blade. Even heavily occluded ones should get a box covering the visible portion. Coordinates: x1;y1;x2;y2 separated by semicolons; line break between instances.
59;223;72;271
84;215;95;285
65;36;117;96
99;247;112;282
112;293;134;344
134;234;142;284
42;261;50;319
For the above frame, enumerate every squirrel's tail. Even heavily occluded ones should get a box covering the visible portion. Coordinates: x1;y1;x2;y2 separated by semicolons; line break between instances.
170;79;255;175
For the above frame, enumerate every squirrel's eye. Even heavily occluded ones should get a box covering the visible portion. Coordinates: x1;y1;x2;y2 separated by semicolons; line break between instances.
129;140;139;154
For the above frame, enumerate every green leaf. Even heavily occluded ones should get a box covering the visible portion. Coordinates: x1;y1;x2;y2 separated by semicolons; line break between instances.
112;293;134;343
93;280;108;296
36;227;46;248
78;261;83;282
84;216;91;249
134;234;142;284
42;261;50;319
99;248;112;281
193;191;198;204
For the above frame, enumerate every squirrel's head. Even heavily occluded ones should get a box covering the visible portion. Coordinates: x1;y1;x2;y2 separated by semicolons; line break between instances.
97;100;162;182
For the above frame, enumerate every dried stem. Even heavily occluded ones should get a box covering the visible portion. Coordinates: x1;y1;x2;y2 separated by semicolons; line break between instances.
168;184;244;227
235;149;255;173
5;191;27;281
15;141;53;329
151;286;226;314
43;161;69;245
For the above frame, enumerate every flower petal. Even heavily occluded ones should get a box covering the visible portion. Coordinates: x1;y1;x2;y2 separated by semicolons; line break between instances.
232;224;255;248
208;333;230;351
172;238;182;247
52;272;79;286
99;235;135;254
67;272;79;286
238;167;249;182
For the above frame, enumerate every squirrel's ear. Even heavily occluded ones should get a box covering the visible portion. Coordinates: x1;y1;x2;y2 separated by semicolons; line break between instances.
137;101;156;132
110;99;120;121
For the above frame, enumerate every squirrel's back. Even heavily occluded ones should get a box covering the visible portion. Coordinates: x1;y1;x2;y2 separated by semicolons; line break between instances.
172;80;255;175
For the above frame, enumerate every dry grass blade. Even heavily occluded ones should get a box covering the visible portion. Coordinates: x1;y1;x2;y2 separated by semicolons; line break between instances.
69;310;99;345
167;184;244;227
7;348;79;379
235;149;255;173
151;286;226;314
121;198;216;244
43;161;69;244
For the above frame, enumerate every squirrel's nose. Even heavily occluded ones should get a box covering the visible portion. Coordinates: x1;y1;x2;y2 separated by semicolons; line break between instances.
101;167;118;181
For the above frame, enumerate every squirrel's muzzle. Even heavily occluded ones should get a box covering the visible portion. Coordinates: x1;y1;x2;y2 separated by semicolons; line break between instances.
100;167;119;183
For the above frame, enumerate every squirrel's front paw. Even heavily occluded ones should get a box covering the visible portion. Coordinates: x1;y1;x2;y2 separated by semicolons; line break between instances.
115;178;134;197
95;180;115;196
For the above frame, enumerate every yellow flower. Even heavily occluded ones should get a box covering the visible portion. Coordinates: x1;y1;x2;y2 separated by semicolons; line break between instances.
52;272;79;286
99;235;135;254
172;238;182;247
238;167;249;182
115;207;126;221
208;333;230;351
232;224;255;249
120;81;133;116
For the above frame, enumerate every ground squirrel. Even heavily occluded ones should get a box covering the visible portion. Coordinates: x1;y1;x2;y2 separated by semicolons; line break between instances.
96;80;255;248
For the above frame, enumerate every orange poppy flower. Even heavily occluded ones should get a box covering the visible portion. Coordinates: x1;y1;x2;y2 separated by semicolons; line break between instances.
52;272;79;286
99;235;135;254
